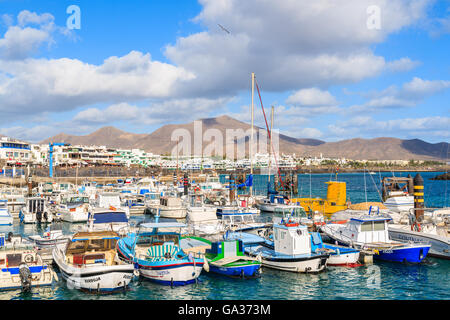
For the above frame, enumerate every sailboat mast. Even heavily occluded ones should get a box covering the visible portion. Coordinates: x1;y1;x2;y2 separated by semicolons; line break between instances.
250;72;255;197
268;106;274;185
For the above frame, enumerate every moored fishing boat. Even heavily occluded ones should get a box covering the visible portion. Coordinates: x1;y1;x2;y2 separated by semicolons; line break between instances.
19;197;54;224
0;200;13;225
117;222;204;286
205;239;261;278
227;219;329;273
52;230;135;293
320;212;431;263
28;224;71;249
310;232;361;266
59;194;90;223
388;208;450;259
0;233;55;291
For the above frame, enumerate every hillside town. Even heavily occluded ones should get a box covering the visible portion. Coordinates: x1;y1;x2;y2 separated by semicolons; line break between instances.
0;136;445;176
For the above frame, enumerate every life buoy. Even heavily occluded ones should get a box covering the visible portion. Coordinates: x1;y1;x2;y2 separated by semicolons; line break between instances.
285;220;298;227
285;199;290;205
24;254;34;264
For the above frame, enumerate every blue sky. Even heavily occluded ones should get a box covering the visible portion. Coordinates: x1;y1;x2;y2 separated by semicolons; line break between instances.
0;0;449;143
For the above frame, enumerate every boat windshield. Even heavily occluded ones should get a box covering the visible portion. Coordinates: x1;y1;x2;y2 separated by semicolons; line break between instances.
66;238;118;254
145;193;159;200
137;234;179;246
69;197;89;204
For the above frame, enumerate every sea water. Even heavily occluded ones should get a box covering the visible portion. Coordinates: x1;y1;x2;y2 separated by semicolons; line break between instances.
0;172;448;300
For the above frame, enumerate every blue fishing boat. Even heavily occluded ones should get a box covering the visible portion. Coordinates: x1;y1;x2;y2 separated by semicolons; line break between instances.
182;236;261;278
117;222;204;286
320;213;431;263
227;219;329;273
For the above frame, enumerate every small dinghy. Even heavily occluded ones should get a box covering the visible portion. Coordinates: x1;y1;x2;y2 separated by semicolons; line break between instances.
52;230;135;293
28;224;71;249
310;232;361;266
205;239;261;278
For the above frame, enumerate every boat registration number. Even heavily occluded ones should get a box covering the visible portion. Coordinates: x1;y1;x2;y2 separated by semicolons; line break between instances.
382;250;393;254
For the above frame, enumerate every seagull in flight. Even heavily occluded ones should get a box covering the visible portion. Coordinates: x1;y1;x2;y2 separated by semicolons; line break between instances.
218;24;230;34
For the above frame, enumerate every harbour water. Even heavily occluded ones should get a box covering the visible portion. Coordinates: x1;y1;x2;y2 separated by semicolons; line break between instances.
1;172;448;300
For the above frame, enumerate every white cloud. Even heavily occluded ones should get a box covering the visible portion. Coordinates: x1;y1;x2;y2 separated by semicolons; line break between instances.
286;88;337;106
164;0;431;96
348;77;450;113
72;97;232;126
328;115;450;140
0;51;195;120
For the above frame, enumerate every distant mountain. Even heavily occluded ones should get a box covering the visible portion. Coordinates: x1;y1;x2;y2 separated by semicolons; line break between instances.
300;137;448;160
38;116;449;160
40;126;147;149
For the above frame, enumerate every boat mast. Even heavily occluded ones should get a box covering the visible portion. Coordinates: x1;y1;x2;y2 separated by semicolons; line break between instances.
250;72;255;197
268;106;274;186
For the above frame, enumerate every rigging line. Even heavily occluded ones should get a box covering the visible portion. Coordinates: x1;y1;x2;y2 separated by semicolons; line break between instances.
254;78;285;190
363;166;368;205
368;167;383;202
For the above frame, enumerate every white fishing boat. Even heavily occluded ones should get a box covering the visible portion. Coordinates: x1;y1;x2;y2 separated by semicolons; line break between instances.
87;207;129;235
151;196;187;219
143;192;160;214
91;192;130;219
388;208;450;259
217;207;270;235
122;194;146;215
28;224;71;249
0;200;13;225
19;197;53;224
0;233;55;292
227;219;329;273
320;210;431;263
52;230;135;293
186;194;223;236
59;194;90;223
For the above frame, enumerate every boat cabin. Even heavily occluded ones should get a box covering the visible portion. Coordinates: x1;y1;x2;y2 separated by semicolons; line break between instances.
132;222;186;260
65;231;120;267
273;222;311;256
160;197;182;207
26;197;46;214
96;193;121;208
344;216;391;244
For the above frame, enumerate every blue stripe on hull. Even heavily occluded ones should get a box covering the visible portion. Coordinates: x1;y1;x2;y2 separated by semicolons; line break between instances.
142;277;198;286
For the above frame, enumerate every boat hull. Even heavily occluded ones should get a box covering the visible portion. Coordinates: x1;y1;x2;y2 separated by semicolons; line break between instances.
53;249;134;292
388;227;450;260
209;264;260;277
60;211;89;223
137;261;203;285
0;216;13;225
327;251;360;266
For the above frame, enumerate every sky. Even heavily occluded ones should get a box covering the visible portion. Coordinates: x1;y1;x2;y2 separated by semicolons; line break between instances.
0;0;449;144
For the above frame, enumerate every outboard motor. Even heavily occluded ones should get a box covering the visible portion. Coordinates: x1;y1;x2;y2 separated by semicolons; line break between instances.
36;210;42;223
19;263;32;292
43;211;48;222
